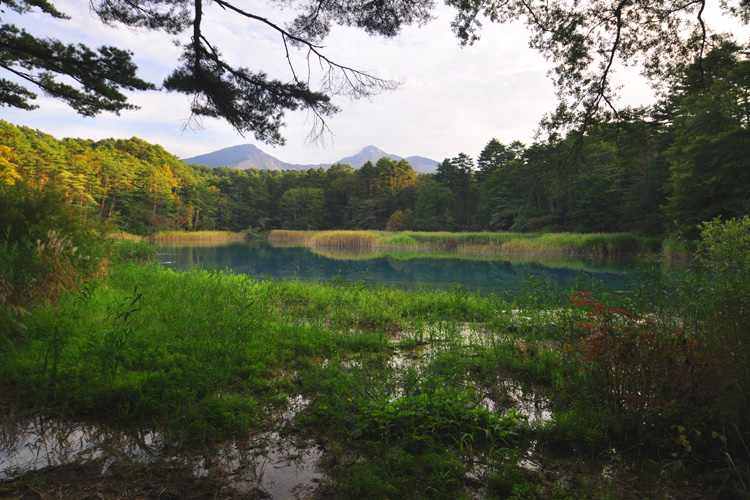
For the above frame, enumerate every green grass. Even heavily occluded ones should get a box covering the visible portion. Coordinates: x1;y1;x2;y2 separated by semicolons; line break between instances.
310;229;382;248
1;262;504;432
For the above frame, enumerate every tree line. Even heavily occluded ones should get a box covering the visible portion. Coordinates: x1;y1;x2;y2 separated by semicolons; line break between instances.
1;42;748;240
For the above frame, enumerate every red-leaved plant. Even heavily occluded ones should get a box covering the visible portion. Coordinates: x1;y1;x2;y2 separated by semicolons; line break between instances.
569;292;726;419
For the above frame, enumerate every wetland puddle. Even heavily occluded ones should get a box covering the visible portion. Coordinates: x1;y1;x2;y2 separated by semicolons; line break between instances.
0;402;323;499
0;408;163;481
1;326;554;498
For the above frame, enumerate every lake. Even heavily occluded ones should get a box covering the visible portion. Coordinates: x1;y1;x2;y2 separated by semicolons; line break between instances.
156;241;637;296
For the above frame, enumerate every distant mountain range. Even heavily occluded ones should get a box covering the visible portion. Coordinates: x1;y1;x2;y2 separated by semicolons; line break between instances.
183;144;439;174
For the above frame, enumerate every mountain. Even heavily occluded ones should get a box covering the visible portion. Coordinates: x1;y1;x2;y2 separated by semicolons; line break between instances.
335;145;400;168
183;144;326;171
403;155;440;174
334;146;438;173
183;144;438;173
184;144;282;170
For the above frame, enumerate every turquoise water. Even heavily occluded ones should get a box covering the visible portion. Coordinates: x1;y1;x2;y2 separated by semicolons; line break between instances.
156;241;636;296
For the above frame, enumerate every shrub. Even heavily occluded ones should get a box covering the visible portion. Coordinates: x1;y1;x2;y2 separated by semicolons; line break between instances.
0;182;110;308
570;292;728;419
386;209;416;231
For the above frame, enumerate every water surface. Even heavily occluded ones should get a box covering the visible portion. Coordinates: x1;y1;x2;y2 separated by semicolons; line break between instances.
156;241;635;295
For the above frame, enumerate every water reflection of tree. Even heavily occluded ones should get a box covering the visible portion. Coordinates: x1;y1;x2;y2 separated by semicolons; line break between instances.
0;413;163;480
156;242;631;295
386;256;414;273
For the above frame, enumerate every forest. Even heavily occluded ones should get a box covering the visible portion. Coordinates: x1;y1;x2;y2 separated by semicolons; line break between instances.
2;41;748;242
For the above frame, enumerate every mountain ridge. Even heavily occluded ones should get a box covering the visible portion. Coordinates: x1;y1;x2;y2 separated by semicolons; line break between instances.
183;144;438;173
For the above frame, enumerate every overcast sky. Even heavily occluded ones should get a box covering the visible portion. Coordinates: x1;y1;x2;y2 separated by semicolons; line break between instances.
3;1;744;164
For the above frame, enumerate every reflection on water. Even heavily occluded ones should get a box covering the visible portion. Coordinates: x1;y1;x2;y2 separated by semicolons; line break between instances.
0;406;323;499
0;408;163;481
157;241;634;295
198;431;323;500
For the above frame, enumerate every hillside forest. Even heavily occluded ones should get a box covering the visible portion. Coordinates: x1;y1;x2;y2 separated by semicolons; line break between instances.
1;43;748;241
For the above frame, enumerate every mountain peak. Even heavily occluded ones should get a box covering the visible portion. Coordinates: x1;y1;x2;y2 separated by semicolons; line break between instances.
338;146;401;168
183;144;438;173
183;144;271;169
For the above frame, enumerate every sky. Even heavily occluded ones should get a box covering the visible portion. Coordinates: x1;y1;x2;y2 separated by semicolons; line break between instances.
2;1;744;165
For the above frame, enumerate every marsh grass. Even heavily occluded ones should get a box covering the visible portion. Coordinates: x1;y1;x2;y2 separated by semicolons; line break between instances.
267;229;319;244
1;264;503;435
269;230;663;257
150;230;248;242
661;238;690;260
309;230;382;248
114;232;145;242
0;184;109;311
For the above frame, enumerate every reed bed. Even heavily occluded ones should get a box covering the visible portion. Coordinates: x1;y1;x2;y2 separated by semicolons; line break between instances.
499;232;662;256
112;232;145;242
150;230;248;243
309;230;382;248
307;246;632;273
266;229;319;244
269;230;663;257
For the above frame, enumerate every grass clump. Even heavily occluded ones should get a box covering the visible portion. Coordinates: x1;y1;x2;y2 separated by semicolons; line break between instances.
2;264;321;437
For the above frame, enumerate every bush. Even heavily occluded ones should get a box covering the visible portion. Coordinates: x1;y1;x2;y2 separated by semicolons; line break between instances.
697;216;750;271
386;209;416;231
0;182;110;308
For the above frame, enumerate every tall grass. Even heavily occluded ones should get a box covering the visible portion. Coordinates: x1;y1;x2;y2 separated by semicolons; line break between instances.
1;263;501;433
662;237;690;260
267;229;319;244
269;229;663;256
310;230;381;248
499;232;661;255
150;230;248;242
0;182;111;309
